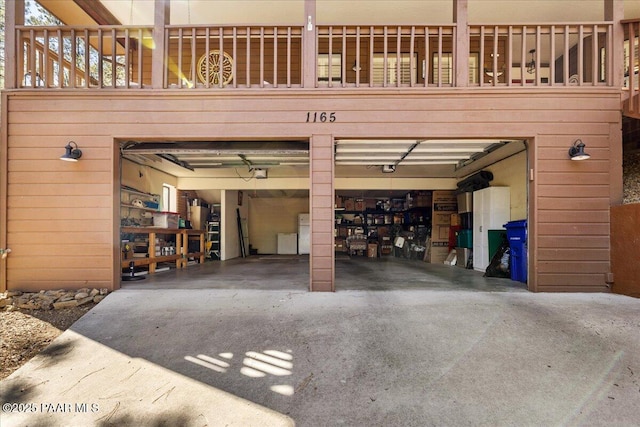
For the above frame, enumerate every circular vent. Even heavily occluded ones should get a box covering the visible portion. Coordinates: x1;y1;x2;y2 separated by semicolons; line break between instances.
197;50;234;86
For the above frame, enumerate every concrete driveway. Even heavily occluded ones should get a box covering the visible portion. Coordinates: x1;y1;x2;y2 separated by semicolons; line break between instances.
1;284;639;427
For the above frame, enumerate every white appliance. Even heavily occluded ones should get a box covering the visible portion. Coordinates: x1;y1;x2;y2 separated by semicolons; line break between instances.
298;213;310;254
277;233;298;254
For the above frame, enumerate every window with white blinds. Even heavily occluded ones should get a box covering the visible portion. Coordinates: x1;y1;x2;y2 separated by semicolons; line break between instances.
431;53;479;85
317;54;342;82
372;53;416;85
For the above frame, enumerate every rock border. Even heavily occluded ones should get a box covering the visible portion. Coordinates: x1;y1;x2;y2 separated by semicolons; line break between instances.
0;288;108;311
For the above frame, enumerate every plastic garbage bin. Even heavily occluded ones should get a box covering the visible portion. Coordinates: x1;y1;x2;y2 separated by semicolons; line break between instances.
504;220;528;283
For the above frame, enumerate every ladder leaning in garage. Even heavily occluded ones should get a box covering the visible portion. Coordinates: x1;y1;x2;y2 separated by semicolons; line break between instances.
206;220;221;260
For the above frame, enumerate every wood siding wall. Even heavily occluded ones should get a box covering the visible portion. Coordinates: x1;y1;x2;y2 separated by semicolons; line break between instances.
610;204;640;298
2;89;621;292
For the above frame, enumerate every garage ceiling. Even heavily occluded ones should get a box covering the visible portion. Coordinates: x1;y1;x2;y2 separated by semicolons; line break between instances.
121;138;525;179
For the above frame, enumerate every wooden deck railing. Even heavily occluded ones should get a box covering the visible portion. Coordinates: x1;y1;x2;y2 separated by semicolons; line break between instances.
17;26;154;89
164;25;304;88
13;22;621;91
470;23;613;87
623;19;640;116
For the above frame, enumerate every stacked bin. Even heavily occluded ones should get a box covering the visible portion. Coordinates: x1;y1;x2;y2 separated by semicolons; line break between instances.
504;220;528;283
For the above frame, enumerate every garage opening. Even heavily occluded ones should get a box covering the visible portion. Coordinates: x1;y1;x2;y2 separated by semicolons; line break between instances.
333;138;529;291
118;139;311;285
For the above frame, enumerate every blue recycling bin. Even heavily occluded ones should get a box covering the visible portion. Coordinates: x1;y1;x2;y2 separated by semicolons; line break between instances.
504;220;528;283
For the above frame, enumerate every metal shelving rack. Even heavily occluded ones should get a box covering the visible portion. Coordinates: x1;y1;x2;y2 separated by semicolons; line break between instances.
206;203;221;260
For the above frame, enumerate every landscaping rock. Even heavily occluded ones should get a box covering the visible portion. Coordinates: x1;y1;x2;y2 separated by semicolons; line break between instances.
2;288;108;312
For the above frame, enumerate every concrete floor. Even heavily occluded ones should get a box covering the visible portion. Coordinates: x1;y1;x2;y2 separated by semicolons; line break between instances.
124;254;528;292
2;257;639;427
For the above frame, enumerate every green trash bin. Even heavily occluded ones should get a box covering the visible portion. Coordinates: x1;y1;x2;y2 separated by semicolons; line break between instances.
488;229;507;262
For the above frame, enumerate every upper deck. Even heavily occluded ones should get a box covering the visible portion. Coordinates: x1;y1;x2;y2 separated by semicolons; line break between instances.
3;2;640;117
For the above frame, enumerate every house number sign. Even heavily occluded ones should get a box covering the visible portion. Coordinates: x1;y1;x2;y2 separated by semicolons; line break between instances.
306;112;336;123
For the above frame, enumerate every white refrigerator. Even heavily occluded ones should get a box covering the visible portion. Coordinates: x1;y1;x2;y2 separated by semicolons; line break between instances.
298;213;310;254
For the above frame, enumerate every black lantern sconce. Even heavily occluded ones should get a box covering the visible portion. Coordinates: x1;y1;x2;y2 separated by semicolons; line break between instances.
60;141;83;162
568;139;590;161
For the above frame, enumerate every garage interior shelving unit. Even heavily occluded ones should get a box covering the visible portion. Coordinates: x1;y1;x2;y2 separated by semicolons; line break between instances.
335;192;432;258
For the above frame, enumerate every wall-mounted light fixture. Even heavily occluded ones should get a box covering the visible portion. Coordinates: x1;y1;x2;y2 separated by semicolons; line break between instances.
352;61;361;72
526;49;536;74
60;141;82;161
568;139;590;161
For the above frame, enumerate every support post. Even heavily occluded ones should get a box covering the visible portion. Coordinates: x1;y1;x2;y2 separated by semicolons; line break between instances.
454;0;469;87
303;0;317;88
152;0;169;89
309;134;334;291
5;0;25;89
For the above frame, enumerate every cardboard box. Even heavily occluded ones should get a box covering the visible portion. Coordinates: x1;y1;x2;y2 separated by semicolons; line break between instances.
431;191;458;244
367;243;378;258
450;213;460;226
355;198;365;211
430;241;451;263
344;198;355;211
414;191;433;207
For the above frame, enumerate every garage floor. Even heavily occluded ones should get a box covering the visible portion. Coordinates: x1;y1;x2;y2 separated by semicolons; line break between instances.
123;254;528;292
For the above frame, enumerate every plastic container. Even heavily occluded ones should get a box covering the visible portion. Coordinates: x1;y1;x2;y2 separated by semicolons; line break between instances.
153;212;179;229
456;229;473;248
504;220;528;283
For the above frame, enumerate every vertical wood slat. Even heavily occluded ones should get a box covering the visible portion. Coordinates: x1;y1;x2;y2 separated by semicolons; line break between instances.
564;25;570;85
123;29;129;89
246;26;251;88
550;25;556;87
233;27;238;88
84;29;90;88
111;28;117;88
383;26;388;87
396;26;401;87
287;27;292;87
205;28;211;88
479;26;484;87
43;29;49;87
592;25;598;86
219;26;225;88
341;27;346;88
57;29;63;88
355;27;360;87
177;28;183;88
578;25;584;85
424;26;429;87
506;26;513;86
451;25;456;87
606;24;612;87
273;27;279;87
97;29;104;88
327;26;333;87
137;29;143;88
191;27;197;88
259;27;264;88
630;22;637;112
369;26;374;88
409;26;415;88
28;29;36;88
492;26;499;86
535;26;541;86
70;29;77;87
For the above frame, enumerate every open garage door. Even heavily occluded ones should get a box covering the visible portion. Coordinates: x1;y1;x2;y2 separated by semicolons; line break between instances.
118;139;311;284
333;138;529;291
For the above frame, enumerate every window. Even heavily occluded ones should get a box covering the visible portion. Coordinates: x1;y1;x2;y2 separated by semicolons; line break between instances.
372;53;416;85
162;184;177;212
317;54;342;82
430;53;479;85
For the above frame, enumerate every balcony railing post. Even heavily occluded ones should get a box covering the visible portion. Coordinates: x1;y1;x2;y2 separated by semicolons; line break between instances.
152;0;170;89
606;0;624;88
454;0;469;87
303;0;317;88
6;0;25;89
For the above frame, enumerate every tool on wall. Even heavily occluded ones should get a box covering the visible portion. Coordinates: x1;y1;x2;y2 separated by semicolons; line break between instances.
237;208;246;258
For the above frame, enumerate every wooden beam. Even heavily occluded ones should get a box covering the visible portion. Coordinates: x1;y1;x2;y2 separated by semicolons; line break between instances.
73;0;121;25
152;0;170;89
454;0;469;87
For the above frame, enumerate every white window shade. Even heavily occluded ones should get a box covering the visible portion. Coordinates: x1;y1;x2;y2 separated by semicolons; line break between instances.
372;53;416;85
